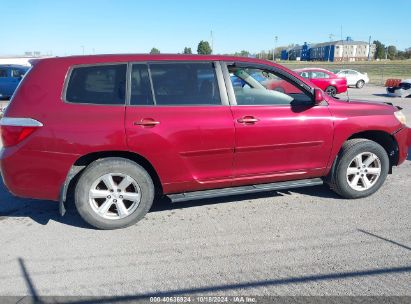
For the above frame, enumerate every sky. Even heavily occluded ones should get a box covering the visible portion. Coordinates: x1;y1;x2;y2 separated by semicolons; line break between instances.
1;0;410;56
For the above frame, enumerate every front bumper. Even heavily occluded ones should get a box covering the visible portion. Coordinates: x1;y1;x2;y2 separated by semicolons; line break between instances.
393;127;411;165
387;88;411;98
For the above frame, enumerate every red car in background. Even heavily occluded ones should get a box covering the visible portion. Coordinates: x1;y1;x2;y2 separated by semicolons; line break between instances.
294;68;347;97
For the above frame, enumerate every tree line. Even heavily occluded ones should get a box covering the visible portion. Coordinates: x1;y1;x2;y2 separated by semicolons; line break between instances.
149;40;411;60
150;41;212;55
373;40;411;60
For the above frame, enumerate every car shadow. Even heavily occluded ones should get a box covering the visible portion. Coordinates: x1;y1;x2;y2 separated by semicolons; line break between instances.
408;147;411;161
373;93;390;97
373;93;411;98
1;176;342;229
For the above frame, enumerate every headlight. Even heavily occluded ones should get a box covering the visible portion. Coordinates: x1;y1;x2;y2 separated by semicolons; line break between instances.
394;111;407;126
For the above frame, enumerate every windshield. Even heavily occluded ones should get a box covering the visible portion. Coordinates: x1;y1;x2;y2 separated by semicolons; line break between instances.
399;82;411;89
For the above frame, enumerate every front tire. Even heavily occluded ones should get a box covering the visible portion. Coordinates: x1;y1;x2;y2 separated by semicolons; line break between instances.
328;139;389;199
75;157;154;229
356;80;365;89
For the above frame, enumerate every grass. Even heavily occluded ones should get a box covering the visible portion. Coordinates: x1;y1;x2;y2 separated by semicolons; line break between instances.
279;60;411;85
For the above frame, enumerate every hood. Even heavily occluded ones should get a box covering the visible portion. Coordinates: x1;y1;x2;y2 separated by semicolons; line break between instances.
329;98;398;115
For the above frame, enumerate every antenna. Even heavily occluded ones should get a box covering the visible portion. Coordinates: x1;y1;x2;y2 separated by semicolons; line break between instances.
210;30;214;54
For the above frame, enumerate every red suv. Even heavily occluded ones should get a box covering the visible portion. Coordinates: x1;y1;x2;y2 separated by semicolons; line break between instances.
1;55;410;229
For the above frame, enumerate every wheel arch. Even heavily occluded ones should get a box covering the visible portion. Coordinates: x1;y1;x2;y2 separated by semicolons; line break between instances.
347;130;399;169
327;130;399;182
59;150;163;215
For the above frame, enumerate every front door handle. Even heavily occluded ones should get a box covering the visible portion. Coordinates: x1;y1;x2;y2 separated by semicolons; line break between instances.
134;118;160;127
237;116;259;125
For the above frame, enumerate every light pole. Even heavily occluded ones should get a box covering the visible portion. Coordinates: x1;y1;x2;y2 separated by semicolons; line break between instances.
273;36;278;61
367;35;371;61
328;34;334;62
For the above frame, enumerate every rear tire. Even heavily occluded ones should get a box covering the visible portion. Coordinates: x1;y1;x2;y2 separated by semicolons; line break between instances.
75;157;154;230
356;80;365;89
325;86;337;97
328;139;389;199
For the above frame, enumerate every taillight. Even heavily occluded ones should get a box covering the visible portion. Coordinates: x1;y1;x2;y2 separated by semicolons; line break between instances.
0;117;43;147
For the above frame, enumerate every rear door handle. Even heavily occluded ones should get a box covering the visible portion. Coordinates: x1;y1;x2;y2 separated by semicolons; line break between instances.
134;118;160;127
237;116;259;124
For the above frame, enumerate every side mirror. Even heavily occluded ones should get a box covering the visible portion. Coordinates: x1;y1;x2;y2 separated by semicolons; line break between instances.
314;88;324;105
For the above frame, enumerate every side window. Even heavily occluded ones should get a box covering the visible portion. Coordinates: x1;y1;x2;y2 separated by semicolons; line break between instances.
66;64;127;105
149;62;221;106
401;83;411;90
130;64;154;106
228;66;312;106
231;74;246;88
311;71;329;79
11;69;26;78
322;72;330;78
0;68;8;78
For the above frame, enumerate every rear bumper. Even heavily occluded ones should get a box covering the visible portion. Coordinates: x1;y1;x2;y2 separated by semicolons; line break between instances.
337;84;347;94
393;127;411;165
0;146;77;201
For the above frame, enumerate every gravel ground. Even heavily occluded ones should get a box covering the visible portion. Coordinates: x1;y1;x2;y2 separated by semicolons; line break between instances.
0;85;410;298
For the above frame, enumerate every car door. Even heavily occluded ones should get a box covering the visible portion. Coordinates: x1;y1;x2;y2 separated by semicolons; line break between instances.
345;70;357;86
223;62;334;186
0;67;13;97
337;70;349;84
10;68;26;93
125;61;235;194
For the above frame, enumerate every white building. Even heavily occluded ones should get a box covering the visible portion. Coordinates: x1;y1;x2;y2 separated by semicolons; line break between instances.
309;40;376;62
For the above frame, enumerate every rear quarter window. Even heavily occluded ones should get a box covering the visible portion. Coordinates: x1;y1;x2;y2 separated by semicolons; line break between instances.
65;64;127;105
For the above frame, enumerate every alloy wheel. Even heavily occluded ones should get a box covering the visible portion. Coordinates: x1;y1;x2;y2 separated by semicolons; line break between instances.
326;87;337;97
346;152;381;191
88;173;141;220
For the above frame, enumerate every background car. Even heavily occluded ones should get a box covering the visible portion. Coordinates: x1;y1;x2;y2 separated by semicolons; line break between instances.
333;69;369;88
230;71;301;94
387;79;411;98
0;104;7;118
294;68;347;97
0;65;29;99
